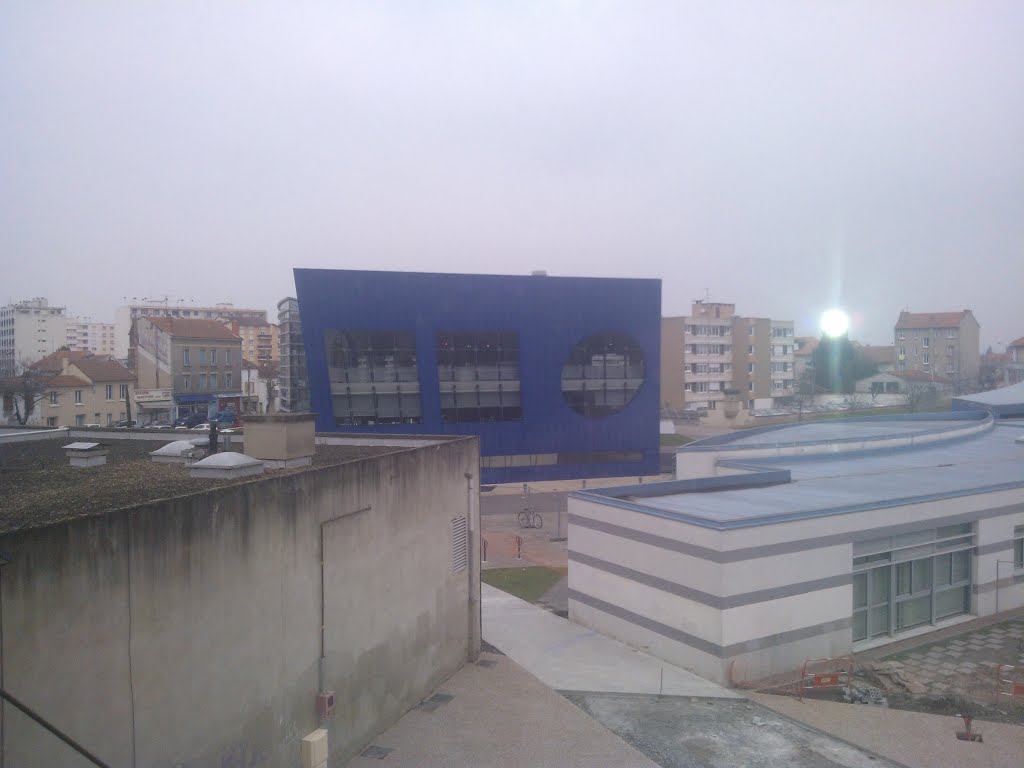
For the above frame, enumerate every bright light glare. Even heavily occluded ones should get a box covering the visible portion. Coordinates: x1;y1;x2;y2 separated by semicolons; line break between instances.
820;309;850;338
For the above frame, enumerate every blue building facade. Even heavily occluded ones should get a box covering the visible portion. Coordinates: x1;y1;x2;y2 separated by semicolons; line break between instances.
295;269;661;484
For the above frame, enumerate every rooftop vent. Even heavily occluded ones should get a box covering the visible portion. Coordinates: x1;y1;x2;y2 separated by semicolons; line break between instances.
531;270;548;277
188;452;264;480
63;442;109;468
243;413;315;468
150;440;202;464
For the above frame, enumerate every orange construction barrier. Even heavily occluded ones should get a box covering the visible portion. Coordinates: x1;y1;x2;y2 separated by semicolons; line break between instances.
798;656;854;701
996;664;1024;698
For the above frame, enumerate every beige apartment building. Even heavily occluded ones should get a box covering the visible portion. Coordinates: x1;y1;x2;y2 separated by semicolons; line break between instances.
894;310;980;390
227;317;280;363
131;317;243;423
30;350;134;427
660;301;795;414
65;316;117;357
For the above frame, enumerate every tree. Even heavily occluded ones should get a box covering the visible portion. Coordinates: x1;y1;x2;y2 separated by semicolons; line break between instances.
259;361;280;414
812;335;878;394
905;382;938;413
0;359;51;425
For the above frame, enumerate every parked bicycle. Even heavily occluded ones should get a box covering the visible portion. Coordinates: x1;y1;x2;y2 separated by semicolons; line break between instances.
517;507;543;529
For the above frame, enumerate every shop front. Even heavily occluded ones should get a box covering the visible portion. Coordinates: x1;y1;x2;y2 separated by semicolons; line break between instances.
134;388;174;425
175;393;215;420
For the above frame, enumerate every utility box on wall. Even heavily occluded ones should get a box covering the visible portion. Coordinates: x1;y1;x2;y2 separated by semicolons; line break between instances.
316;690;335;718
301;729;328;768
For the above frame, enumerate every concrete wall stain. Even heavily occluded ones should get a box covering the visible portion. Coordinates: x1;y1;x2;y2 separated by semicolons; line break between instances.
1;437;479;768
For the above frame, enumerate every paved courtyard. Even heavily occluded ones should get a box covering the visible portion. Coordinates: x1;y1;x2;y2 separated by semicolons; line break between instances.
880;618;1024;699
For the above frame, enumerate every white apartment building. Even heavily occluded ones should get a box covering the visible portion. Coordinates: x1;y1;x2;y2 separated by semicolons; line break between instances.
65;316;117;357
114;301;267;359
769;320;795;399
0;298;67;376
682;302;734;410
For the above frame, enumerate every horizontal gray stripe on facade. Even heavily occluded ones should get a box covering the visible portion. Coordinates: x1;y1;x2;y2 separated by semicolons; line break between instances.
974;539;1017;557
972;572;1024;595
569;550;851;609
568;588;852;658
569;503;1024;563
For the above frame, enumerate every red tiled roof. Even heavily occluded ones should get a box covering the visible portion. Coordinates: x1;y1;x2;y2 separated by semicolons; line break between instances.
895;311;971;330
1007;337;1024;349
794;337;818;356
30;349;92;373
46;374;89;388
74;357;132;382
144;317;241;340
860;345;896;364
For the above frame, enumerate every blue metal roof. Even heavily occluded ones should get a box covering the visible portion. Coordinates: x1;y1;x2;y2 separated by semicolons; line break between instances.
573;420;1024;530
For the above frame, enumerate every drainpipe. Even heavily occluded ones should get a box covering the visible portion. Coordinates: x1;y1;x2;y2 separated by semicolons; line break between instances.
465;473;479;662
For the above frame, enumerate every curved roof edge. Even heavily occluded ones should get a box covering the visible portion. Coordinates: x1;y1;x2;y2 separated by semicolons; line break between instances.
678;410;993;455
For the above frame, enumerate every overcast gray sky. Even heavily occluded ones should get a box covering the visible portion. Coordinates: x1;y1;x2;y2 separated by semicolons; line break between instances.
3;1;1022;347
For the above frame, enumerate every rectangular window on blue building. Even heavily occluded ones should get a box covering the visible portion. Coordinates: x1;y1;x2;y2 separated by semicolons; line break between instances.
436;331;521;423
324;330;422;425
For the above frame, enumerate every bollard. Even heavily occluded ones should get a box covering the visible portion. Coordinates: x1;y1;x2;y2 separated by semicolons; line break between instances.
482;538;488;563
515;535;522;560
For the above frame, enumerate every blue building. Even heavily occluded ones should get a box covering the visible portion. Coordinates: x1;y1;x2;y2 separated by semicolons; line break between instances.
295;269;661;484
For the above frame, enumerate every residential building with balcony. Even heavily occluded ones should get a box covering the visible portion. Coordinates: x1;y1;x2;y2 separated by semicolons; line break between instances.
1006;338;1024;386
894;310;980;390
0;298;67;376
661;302;795;413
227;317;280;363
130;317;243;423
65;316;117;357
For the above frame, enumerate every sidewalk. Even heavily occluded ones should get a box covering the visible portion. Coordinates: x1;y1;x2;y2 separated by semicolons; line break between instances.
343;652;659;768
481;583;738;698
749;692;1024;768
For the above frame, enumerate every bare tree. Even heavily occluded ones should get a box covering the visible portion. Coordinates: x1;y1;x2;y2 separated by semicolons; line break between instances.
259;361;280;414
0;359;51;426
905;383;938;413
842;393;869;413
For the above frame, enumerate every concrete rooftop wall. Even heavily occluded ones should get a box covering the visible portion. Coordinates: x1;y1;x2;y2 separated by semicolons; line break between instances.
0;436;480;767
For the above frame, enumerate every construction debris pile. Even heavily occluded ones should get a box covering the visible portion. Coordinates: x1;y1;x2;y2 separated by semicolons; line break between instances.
842;685;888;706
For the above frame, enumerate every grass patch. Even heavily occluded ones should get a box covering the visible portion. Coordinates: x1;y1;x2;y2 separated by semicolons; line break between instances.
659;433;694;446
481;566;565;603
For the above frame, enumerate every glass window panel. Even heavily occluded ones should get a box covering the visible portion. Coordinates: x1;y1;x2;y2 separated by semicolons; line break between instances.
871;566;890;604
912;559;931;592
937;523;972;538
935;586;970;619
934;553;952;587
951;550;970;583
852;610;868;642
896;562;912;596
870;605;889;638
896;595;931;630
853;573;867;609
561;332;646;417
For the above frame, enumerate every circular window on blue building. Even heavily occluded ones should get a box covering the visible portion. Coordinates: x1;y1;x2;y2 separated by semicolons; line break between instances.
561;332;646;417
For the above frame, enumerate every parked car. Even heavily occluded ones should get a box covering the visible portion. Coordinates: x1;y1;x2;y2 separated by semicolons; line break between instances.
147;421;172;429
174;413;208;429
190;423;212;431
114;419;139;428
